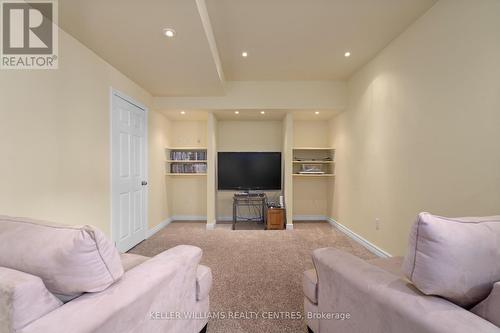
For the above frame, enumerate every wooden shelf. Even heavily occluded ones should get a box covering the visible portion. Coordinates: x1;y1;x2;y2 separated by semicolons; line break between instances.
293;147;335;150
166;173;207;176
166;160;207;163
165;147;207;150
293;174;335;177
293;160;334;164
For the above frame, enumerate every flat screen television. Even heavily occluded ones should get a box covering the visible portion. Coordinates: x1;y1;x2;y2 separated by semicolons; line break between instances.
218;152;281;190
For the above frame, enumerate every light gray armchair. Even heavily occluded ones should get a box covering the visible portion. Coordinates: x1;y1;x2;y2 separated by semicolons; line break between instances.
304;212;500;333
0;215;212;333
304;248;499;333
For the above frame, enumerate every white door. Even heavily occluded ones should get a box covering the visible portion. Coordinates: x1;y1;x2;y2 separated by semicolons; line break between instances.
111;90;147;252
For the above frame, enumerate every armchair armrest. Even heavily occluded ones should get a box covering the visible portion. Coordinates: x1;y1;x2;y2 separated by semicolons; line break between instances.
0;267;62;332
20;245;206;333
312;248;500;333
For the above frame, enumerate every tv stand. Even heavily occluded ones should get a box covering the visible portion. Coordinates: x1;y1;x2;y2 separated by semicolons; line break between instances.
232;192;267;230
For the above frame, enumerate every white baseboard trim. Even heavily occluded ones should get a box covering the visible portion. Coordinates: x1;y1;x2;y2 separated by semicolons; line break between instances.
220;215;329;222
293;215;328;221
286;223;294;230
206;223;216;230
327;217;391;258
146;217;173;238
170;215;207;221
221;216;330;222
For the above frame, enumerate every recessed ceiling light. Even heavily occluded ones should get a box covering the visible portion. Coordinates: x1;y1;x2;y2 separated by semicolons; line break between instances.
344;51;351;57
234;111;239;114
260;111;265;115
315;111;320;115
180;111;185;115
242;51;248;58
163;28;176;38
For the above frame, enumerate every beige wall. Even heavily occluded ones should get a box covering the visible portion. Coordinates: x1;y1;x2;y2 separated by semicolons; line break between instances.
293;178;331;218
148;111;172;228
216;120;283;218
169;120;207;147
0;28;173;235
207;113;217;226
217;120;283;152
169;177;207;217
282;114;294;225
294;120;330;148
330;0;500;255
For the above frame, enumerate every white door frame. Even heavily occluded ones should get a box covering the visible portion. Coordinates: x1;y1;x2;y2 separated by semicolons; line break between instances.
110;88;148;251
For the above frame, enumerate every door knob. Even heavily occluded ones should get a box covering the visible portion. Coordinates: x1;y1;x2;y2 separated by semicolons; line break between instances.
141;181;148;186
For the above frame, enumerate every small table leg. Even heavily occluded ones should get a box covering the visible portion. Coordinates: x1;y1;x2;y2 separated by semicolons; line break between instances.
232;200;236;230
262;198;265;223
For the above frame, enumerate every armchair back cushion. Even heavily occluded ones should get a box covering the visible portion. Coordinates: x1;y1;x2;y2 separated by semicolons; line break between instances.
403;212;500;307
0;215;124;300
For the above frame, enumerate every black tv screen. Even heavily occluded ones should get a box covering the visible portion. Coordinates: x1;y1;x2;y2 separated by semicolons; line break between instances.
218;152;281;190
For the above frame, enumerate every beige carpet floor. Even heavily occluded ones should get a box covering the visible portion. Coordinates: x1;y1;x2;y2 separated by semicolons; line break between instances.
129;221;375;333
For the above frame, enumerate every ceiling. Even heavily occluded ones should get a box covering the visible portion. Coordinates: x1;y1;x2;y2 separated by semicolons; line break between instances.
59;0;225;96
207;0;436;81
59;0;436;96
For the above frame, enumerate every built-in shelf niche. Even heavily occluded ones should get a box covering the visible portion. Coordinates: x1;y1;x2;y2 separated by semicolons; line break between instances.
165;147;208;175
292;147;335;176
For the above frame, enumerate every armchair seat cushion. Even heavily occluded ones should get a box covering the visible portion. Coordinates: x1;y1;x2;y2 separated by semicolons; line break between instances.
120;253;150;272
472;281;500;327
303;269;318;304
196;265;212;301
368;257;404;277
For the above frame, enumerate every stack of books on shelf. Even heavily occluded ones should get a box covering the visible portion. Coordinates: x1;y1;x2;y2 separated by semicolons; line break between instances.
170;163;207;174
170;151;206;161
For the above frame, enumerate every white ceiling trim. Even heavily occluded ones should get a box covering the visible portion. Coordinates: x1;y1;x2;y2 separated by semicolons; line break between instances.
195;0;226;86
